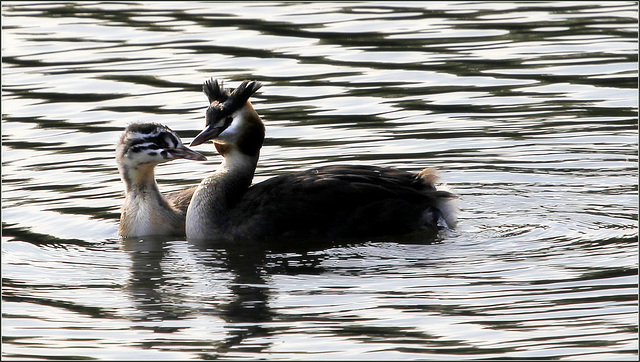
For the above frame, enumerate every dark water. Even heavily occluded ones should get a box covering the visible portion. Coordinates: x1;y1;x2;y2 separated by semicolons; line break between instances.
2;1;638;360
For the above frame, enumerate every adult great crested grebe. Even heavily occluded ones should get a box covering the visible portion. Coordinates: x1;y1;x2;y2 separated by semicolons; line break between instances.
116;122;206;237
186;79;458;241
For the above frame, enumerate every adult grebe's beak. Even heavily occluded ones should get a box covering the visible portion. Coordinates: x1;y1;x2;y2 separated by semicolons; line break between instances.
190;123;227;147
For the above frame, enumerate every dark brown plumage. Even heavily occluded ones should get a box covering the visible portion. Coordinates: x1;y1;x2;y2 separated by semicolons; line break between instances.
166;186;197;215
226;165;456;240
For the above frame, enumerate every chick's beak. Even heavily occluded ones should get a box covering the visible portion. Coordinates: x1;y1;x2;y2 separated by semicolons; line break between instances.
168;145;207;161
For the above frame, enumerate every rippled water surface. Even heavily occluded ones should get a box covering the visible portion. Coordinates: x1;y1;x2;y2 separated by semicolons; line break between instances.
2;1;638;360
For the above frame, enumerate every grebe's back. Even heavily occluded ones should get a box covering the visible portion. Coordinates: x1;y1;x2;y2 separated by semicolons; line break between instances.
226;164;457;240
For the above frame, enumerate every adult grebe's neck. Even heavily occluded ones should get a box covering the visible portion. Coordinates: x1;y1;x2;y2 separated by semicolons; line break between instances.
212;145;260;206
185;80;265;240
186;146;260;240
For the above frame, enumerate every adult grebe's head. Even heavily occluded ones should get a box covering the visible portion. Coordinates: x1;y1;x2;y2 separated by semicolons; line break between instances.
116;122;206;171
190;79;265;157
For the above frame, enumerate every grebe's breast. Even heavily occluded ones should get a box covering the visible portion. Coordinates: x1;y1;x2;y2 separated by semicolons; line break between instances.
226;165;456;240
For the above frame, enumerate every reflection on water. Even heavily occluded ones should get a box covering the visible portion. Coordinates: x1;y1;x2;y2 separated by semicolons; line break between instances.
2;1;638;360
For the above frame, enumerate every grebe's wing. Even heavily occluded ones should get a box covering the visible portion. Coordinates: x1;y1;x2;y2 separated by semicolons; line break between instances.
230;165;455;239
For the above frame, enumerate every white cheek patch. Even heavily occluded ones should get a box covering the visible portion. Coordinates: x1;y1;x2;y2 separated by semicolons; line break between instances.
218;108;249;142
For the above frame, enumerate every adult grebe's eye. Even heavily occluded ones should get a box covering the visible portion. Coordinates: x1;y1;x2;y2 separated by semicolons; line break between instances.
205;107;217;125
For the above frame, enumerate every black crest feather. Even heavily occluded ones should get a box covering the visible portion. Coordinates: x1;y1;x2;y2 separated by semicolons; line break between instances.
228;80;262;107
203;78;230;103
203;78;262;105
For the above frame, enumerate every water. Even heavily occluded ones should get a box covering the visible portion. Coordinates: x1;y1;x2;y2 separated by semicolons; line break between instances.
1;1;638;360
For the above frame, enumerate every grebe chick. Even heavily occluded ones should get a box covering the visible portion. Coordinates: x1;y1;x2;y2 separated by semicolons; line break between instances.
117;122;206;237
186;79;458;241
